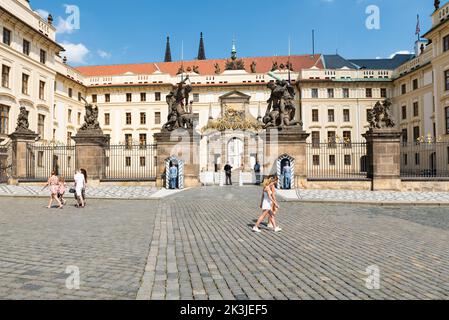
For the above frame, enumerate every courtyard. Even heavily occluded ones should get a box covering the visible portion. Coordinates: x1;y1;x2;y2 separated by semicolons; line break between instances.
0;186;448;300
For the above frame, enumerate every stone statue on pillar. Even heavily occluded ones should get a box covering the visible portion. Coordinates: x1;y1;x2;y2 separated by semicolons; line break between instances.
79;97;102;134
162;76;195;132
15;106;33;134
367;99;396;129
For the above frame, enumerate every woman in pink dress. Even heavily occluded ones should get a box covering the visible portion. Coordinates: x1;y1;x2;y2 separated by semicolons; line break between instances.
44;171;63;209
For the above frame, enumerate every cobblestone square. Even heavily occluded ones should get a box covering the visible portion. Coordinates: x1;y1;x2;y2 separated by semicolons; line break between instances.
0;186;448;300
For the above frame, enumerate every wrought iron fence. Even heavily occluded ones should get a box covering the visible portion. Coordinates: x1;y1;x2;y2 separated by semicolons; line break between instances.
103;144;157;181
25;143;76;181
400;142;449;179
307;142;368;180
0;145;10;183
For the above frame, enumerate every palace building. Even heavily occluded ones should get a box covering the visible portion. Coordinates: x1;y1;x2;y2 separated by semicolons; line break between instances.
2;0;449;186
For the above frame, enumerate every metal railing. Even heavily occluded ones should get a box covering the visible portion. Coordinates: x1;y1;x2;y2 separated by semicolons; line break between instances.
103;144;157;181
400;142;449;179
307;142;368;180
25;143;76;181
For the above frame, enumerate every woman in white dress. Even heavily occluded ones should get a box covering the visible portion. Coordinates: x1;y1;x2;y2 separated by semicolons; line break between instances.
253;177;282;233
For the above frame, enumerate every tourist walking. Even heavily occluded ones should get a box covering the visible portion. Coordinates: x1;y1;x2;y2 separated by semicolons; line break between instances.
74;170;86;208
58;177;67;206
43;171;63;209
169;163;178;189
253;176;282;233
224;163;233;185
80;168;87;205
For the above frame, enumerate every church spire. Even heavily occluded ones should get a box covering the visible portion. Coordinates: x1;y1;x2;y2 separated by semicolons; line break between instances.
197;32;206;60
164;36;172;62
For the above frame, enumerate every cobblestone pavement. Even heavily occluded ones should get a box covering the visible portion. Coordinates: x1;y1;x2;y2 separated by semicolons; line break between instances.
279;189;449;205
1;186;449;300
0;185;159;199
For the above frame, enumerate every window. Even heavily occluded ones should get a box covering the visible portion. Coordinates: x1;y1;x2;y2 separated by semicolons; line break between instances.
39;81;46;100
404;154;408;166
312;109;319;122
139;134;147;147
328;131;336;148
1;65;10;88
140;112;146;125
92;94;97;103
40;49;46;64
125;134;133;149
343;131;352;144
193;93;200;103
343;88;349;98
329;155;336;166
413;79;419;90
311;88;318;98
445;70;449;91
38;114;45;139
327;88;334;98
401;84;407;95
23;39;30;56
140;157;146;167
155;112;161;125
141;92;147;102
402;106;407;120
328;109;335;122
105;94;110;103
381;88;387;98
155;92;161;101
366;88;372;98
446;107;449;134
77;112;81;125
343;109;350;122
344;155;352;166
104;113;110;126
67;109;72;123
444;35;449;52
313;155;320;166
38;151;44;167
413;126;420;142
0;105;9;134
402;129;408;144
413;101;419;117
415;153;420;166
67;132;72;146
3;28;11;46
68;88;73;98
312;131;320;148
78;92;82;102
126;93;132;102
366;109;371;122
125;157;131;167
126;112;132;125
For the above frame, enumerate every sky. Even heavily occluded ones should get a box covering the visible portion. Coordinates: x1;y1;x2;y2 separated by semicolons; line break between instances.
31;0;442;66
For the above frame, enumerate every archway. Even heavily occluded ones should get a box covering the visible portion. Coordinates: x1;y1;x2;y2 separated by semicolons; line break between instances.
165;156;185;189
277;154;295;189
227;137;244;170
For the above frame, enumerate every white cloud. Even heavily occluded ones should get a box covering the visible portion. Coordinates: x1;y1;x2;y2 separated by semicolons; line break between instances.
389;50;412;58
55;16;76;34
97;50;111;59
61;42;90;65
35;9;49;20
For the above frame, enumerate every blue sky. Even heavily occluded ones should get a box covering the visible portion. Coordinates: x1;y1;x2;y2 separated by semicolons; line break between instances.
33;0;441;66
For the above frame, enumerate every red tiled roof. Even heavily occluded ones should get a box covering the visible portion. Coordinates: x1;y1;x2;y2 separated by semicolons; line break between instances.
75;54;323;77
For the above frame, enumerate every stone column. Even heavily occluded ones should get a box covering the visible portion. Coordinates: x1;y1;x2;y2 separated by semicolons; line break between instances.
9;130;38;184
72;131;110;186
262;127;310;188
363;128;402;191
154;128;200;188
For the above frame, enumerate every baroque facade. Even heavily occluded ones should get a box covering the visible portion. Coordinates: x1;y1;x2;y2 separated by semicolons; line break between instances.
2;0;449;174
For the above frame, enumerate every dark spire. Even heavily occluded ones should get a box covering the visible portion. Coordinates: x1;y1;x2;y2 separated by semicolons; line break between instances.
164;36;172;62
197;32;206;60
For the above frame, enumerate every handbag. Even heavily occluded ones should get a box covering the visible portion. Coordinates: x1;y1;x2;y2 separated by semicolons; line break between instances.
69;188;76;194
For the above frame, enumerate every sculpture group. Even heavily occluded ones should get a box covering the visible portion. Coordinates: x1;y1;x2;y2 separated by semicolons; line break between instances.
79;97;101;132
368;98;396;129
263;76;301;129
162;76;195;132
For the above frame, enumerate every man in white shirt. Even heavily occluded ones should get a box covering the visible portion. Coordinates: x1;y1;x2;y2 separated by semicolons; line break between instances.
74;170;85;208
